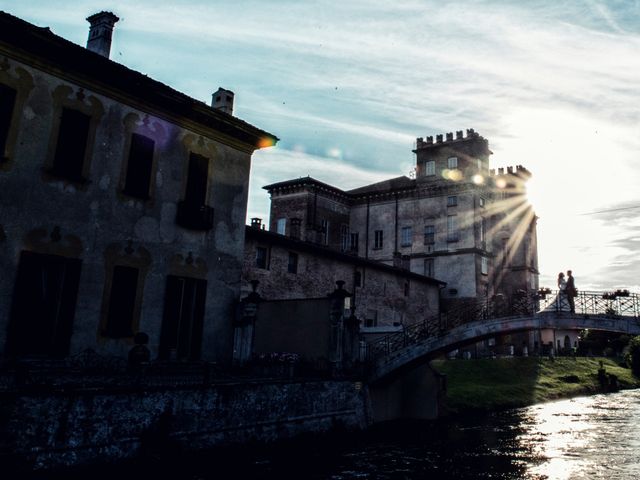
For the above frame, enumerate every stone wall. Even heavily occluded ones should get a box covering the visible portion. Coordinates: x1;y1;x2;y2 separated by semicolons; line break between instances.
0;379;370;470
243;228;442;328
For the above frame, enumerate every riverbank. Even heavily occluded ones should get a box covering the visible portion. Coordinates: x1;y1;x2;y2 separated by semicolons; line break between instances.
432;356;640;412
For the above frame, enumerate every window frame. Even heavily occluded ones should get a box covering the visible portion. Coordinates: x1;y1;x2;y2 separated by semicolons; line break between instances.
255;246;269;270
447;195;458;207
373;229;384;249
447;156;458;169
425;160;436;176
287;251;298;274
424;225;435;245
401;226;412;247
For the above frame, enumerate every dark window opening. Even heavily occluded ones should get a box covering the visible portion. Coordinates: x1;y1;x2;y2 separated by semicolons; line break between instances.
159;276;207;361
226;96;232;102
256;246;268;269
0;83;17;160
123;133;155;199
52;108;91;181
350;232;359;252
104;265;139;338
287;252;298;274
184;152;209;206
404;282;410;296
374;230;383;249
354;271;362;287
7;251;81;357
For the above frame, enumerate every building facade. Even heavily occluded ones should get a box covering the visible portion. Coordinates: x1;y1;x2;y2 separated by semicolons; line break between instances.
264;129;539;311
0;11;276;363
243;223;444;333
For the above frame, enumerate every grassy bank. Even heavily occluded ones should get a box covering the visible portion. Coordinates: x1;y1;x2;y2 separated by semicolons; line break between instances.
431;357;640;412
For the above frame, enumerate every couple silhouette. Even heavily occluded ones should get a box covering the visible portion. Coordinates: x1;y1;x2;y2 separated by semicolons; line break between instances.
557;270;577;313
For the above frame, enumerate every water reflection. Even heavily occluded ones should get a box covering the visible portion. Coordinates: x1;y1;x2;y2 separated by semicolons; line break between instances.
42;390;640;480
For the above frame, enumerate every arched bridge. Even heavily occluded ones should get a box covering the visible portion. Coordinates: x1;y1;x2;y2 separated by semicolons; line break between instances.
365;290;640;382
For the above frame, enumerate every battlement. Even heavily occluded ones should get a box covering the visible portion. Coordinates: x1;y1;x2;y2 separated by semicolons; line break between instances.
489;165;531;179
416;128;482;149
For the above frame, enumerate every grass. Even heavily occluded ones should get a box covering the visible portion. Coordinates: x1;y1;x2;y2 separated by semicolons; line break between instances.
431;357;640;412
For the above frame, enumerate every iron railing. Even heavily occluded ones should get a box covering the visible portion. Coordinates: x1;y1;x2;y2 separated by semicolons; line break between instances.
364;290;640;363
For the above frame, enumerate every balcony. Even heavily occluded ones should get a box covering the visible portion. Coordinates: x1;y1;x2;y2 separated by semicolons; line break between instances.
176;201;214;231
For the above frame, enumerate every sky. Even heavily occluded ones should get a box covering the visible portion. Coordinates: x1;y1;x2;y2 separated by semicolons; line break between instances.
3;0;640;292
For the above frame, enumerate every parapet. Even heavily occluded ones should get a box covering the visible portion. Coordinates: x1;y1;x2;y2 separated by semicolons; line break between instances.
489;164;532;179
415;128;483;150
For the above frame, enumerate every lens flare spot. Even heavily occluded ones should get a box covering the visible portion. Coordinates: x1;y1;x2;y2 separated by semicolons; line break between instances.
257;137;275;149
327;147;342;159
496;178;507;189
448;169;463;182
473;174;484;185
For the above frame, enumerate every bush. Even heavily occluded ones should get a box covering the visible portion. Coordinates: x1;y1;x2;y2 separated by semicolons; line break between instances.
625;336;640;375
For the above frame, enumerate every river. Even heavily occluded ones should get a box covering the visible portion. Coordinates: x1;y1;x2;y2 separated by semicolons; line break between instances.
36;389;640;480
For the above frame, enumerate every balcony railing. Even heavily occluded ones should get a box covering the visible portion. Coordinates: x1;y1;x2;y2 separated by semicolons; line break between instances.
176;201;214;231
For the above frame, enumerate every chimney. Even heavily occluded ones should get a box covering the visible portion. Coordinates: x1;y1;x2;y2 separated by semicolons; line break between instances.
211;88;234;115
86;11;119;58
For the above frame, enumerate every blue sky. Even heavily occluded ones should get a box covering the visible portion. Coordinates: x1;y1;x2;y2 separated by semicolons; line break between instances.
3;0;640;291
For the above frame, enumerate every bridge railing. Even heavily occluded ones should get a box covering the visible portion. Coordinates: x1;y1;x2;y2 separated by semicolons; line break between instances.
364;290;640;363
537;289;640;317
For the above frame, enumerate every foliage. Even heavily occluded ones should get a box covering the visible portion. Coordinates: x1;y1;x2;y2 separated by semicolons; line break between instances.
625;336;640;375
577;330;631;356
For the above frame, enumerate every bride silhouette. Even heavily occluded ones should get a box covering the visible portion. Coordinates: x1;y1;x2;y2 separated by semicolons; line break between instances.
543;272;571;312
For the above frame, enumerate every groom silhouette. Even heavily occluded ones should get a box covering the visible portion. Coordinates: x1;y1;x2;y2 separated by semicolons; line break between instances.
566;270;577;313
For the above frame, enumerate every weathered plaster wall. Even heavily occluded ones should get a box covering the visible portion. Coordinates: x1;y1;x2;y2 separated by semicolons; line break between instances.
0;56;252;363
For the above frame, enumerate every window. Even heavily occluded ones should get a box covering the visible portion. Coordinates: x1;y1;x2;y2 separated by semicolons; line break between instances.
255;247;269;269
479;197;485;207
447;215;458;242
424;258;434;277
401;226;412;247
52;108;91;181
159;276;206;360
7;251;81;357
404;282;410;297
479;217;486;247
184;152;209;206
365;310;378;327
447;195;458;207
477;159;483;171
123;133;155;199
287;252;298;274
425;160;435;176
321;219;329;245
447;156;458;169
481;257;488;275
0;83;17;161
354;271;362;287
350;232;359;252
424;225;435;245
276;218;286;235
374;230;383;249
104;265;139;338
340;224;349;251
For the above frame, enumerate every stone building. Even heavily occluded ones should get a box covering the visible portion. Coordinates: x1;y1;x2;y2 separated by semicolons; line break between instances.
0;11;276;363
242;221;444;334
264;129;539;312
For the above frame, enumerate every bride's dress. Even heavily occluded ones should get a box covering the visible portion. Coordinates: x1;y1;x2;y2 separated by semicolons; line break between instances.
542;281;572;312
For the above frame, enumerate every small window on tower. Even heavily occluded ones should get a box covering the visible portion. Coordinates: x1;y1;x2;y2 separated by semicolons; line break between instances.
447;156;458;169
425;161;435;176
